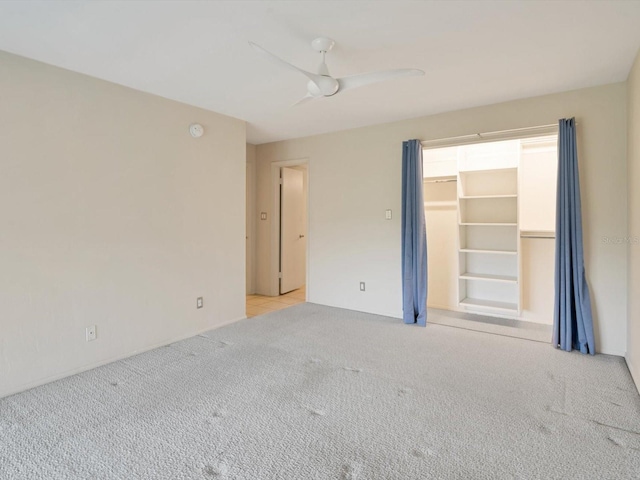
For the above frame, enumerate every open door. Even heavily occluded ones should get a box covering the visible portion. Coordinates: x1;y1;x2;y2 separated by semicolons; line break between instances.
280;167;306;294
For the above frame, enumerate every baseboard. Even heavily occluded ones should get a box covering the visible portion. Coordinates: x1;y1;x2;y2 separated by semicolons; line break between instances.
305;300;401;321
427;303;461;312
625;355;640;395
0;315;247;400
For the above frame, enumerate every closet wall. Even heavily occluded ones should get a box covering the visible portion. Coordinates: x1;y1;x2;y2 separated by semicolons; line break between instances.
519;138;557;323
424;147;458;310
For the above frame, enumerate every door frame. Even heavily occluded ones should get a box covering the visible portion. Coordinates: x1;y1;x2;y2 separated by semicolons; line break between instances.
246;162;256;295
269;158;309;298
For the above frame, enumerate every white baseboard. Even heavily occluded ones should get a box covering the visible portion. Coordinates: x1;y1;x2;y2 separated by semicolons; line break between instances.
0;315;247;400
625;355;640;395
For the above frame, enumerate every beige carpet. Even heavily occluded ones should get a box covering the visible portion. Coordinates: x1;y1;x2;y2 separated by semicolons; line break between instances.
1;303;639;479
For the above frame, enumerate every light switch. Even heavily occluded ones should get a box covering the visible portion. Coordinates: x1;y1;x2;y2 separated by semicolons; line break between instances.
385;209;392;220
260;212;267;220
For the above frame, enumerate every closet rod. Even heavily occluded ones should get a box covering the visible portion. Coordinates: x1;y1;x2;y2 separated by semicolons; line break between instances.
424;178;457;184
520;233;555;239
421;123;563;149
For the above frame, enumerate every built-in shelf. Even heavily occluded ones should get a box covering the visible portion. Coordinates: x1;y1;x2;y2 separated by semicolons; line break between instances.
459;194;518;199
459;273;517;283
458;166;520;315
459;297;518;312
459;248;517;255
458;168;518;197
460;222;517;226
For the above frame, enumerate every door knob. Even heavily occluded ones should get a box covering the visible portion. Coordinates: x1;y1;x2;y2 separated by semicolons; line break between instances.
299;234;305;238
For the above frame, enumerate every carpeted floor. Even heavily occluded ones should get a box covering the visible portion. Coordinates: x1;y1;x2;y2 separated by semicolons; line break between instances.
1;303;639;479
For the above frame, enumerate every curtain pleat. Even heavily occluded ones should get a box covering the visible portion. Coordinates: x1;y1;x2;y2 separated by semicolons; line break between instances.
401;140;428;326
553;118;595;354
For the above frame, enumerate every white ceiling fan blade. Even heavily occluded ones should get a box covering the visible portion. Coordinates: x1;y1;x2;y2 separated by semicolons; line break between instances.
337;68;424;93
249;41;324;88
292;93;317;107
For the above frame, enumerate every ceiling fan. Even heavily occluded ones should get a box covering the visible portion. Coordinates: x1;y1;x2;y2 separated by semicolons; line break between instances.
249;37;425;105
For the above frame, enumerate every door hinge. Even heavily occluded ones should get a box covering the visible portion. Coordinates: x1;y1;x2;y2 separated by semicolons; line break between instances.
278;272;282;279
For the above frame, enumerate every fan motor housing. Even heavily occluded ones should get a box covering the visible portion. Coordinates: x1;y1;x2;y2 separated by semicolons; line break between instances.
307;77;339;97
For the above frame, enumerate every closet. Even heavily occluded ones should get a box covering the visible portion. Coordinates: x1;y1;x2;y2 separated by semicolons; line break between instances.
423;135;557;324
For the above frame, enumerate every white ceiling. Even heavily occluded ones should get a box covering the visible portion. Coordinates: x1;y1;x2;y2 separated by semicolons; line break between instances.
1;1;640;145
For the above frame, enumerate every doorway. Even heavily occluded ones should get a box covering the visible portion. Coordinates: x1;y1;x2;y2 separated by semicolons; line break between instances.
279;166;307;294
422;133;558;339
265;160;308;300
246;160;308;317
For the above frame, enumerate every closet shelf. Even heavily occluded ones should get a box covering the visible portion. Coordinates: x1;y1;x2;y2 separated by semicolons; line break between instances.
459;273;517;283
459;194;517;199
459;167;517;175
460;222;517;226
459;248;517;255
457;163;520;315
459;297;518;312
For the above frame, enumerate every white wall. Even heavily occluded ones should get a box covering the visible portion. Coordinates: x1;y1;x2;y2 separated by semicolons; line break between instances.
0;51;246;398
256;83;628;355
627;48;640;388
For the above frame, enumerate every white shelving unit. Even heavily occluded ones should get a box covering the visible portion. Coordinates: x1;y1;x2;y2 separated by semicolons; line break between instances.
457;167;520;314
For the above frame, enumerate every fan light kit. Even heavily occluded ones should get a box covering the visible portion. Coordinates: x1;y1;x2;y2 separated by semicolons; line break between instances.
249;37;424;106
189;123;204;138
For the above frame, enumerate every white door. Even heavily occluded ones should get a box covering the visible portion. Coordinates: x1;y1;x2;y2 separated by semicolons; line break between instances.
280;167;306;294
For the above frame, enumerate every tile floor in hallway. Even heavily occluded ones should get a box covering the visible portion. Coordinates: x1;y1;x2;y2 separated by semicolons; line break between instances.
246;286;306;318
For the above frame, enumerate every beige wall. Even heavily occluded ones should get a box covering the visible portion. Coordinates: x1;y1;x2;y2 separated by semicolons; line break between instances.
627;48;640;388
0;51;247;398
256;83;628;355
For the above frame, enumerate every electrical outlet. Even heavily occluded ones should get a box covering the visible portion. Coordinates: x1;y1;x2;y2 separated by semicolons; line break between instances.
260;212;267;220
385;209;392;220
86;325;97;342
359;282;366;292
197;297;204;309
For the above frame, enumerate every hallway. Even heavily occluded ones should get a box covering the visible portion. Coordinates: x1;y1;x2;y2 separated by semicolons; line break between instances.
246;286;306;318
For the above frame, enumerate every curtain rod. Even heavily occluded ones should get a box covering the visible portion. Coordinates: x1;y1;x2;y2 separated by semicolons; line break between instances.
421;123;563;149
